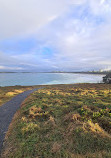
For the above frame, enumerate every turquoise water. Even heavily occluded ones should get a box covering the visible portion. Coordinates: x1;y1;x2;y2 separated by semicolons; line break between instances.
0;73;104;87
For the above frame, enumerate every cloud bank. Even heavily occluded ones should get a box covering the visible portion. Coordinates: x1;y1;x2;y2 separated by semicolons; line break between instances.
0;0;111;71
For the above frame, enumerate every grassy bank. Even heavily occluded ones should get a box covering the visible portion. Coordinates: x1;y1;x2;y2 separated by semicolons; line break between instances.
1;83;111;158
0;85;42;106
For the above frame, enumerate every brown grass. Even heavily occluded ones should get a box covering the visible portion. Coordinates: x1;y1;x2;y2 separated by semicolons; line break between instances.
1;83;111;158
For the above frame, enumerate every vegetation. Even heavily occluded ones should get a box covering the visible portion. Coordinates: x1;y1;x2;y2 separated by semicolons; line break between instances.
1;83;111;158
103;73;111;84
0;86;41;106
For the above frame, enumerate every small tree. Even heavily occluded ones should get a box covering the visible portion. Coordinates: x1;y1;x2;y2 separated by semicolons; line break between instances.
103;73;111;84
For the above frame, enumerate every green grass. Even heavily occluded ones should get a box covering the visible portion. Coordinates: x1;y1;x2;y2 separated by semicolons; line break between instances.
0;85;42;106
1;83;111;158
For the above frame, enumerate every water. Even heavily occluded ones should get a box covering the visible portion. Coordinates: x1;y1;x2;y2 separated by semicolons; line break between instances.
0;73;104;87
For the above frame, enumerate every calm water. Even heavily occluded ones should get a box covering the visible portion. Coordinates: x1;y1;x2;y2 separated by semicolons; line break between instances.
0;73;104;87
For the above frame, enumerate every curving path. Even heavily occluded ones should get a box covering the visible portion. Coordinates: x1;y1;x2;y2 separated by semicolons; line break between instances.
0;88;41;153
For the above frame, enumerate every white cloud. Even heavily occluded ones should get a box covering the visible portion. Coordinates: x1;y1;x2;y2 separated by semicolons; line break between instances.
33;0;111;71
0;0;69;39
0;0;111;71
0;65;23;70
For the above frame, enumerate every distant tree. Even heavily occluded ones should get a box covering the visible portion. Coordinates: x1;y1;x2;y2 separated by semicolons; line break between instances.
103;73;111;84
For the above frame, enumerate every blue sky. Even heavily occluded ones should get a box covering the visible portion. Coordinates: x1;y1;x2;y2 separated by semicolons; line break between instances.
0;0;111;72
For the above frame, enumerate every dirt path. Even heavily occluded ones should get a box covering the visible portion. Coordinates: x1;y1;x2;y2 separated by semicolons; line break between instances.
0;88;41;153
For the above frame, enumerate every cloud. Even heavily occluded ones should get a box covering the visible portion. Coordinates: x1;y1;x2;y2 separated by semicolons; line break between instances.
0;0;111;71
0;65;23;70
35;0;111;71
0;0;69;39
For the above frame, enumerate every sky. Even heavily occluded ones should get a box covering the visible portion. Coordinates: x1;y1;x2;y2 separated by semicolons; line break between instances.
0;0;111;72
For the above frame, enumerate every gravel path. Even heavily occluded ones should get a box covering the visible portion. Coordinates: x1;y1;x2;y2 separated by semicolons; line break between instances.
0;88;41;153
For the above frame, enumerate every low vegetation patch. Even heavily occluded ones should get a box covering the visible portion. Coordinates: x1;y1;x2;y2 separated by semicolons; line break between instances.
2;84;111;158
0;86;40;106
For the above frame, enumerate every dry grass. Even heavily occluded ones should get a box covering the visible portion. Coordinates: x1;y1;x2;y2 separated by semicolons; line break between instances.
1;83;111;158
0;85;43;106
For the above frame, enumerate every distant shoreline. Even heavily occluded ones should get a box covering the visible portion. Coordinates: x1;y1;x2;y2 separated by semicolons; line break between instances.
0;72;107;75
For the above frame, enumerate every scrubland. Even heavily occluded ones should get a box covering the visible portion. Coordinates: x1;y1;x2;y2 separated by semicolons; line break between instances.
1;84;111;158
